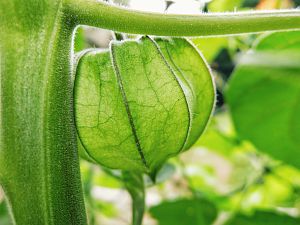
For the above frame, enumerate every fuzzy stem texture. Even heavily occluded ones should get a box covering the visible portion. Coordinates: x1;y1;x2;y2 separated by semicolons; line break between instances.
66;0;300;36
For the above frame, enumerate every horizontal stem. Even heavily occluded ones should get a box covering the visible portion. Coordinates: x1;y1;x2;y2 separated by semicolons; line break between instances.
66;0;300;36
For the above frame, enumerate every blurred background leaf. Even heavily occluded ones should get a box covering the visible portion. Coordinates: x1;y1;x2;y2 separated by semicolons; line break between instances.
149;198;217;225
226;211;300;225
226;31;300;168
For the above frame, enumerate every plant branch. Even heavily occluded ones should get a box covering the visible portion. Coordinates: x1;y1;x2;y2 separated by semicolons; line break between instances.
66;0;300;36
122;171;145;225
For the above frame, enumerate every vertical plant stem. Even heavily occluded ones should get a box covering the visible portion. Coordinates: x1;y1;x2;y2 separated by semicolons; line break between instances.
0;1;87;224
122;171;145;225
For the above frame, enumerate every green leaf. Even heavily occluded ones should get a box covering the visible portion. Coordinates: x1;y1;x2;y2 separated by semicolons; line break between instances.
208;0;242;11
226;211;300;225
195;116;237;158
0;201;12;225
254;31;300;51
192;37;229;63
149;198;217;225
74;36;215;174
226;31;300;168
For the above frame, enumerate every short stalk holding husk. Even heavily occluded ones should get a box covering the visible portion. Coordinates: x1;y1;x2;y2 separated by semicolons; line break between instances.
123;171;145;225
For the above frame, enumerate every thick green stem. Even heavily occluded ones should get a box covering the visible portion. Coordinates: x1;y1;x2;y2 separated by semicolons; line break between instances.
0;1;87;224
123;171;145;225
66;0;300;36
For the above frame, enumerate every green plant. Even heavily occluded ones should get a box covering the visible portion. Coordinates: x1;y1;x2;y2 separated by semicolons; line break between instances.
0;0;300;224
